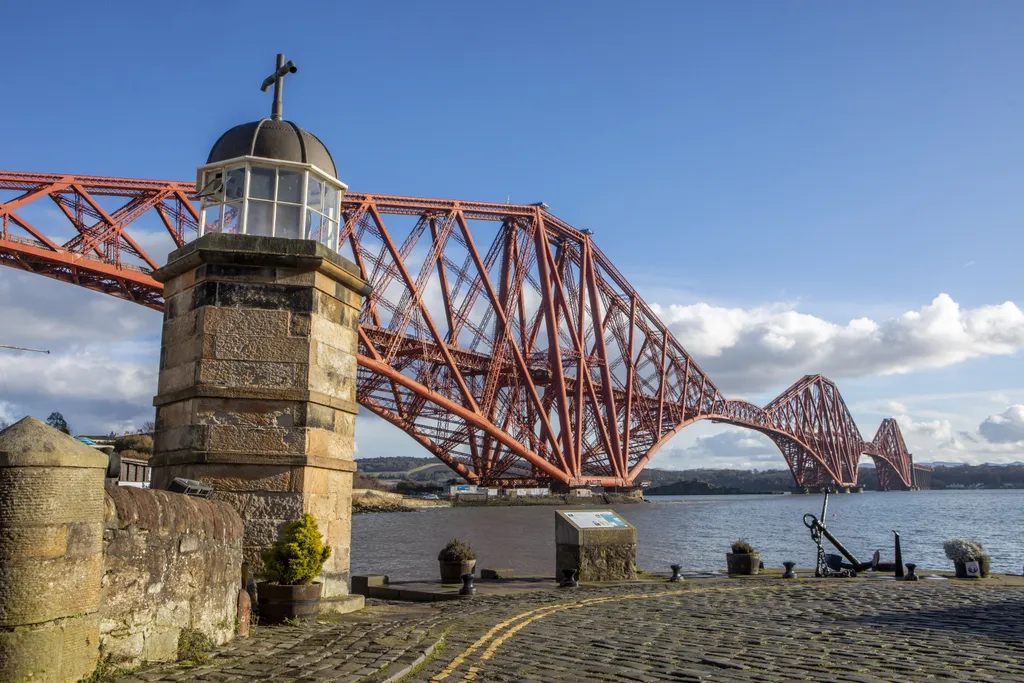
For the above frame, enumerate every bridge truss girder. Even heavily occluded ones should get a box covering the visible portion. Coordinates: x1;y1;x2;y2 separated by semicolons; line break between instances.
0;170;914;490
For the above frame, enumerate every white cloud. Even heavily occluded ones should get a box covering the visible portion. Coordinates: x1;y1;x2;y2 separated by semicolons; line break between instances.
655;427;784;471
0;269;161;434
978;405;1024;444
652;294;1024;393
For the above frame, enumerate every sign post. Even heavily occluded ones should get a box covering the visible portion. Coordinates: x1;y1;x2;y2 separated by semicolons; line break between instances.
555;509;637;581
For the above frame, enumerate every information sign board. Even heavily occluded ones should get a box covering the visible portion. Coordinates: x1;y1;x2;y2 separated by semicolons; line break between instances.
561;510;629;529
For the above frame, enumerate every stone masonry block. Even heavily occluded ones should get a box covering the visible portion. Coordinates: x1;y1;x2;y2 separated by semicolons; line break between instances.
214;491;304;522
212;334;310;363
157;361;198;395
154;464;297;493
195;398;298;428
0;553;103;625
207;425;306;456
306;428;354;461
198;359;304;390
161;335;203;370
0;612;100;683
201;308;291;337
161;308;200;346
155;399;196;431
310;317;358;354
309;363;357;401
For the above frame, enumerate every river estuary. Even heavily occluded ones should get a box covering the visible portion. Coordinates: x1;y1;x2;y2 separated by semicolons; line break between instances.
351;489;1024;580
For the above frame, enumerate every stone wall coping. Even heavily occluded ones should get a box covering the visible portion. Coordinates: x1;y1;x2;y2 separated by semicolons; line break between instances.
104;484;244;540
154;233;371;297
0;416;108;469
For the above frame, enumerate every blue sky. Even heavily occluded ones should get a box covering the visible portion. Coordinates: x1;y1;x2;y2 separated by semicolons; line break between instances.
3;1;1024;467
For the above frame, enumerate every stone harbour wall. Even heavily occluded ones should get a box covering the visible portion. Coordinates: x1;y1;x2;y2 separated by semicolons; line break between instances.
100;484;243;666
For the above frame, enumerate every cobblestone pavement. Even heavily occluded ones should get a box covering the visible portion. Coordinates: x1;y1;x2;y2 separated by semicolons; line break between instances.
125;580;1024;682
123;604;449;683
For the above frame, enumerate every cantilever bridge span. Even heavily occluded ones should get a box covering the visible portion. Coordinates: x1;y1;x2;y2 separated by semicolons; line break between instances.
0;171;916;490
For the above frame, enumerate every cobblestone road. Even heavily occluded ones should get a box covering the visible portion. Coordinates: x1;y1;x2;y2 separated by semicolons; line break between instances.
127;580;1024;683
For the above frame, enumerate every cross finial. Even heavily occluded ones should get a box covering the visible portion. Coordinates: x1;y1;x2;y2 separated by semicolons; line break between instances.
260;54;298;122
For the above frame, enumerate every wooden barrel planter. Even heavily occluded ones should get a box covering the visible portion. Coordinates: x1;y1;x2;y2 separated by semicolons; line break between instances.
953;557;990;578
257;582;323;624
726;552;761;575
440;559;477;584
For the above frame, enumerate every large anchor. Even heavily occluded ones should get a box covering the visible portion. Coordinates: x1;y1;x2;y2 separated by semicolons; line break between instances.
803;490;906;578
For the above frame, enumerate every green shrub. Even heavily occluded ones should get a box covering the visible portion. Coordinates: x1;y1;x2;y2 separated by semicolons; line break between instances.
731;539;756;554
262;513;332;585
437;538;476;562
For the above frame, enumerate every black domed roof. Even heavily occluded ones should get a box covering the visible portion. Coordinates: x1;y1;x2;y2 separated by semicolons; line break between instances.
207;119;337;178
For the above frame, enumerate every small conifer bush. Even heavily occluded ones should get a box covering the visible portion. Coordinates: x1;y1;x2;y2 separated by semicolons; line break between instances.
262;513;332;585
437;538;476;562
731;539;756;554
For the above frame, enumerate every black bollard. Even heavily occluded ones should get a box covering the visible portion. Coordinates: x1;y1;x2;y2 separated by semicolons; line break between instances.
459;573;477;596
893;531;904;578
782;561;796;579
903;563;919;581
669;564;683;582
559;568;578;588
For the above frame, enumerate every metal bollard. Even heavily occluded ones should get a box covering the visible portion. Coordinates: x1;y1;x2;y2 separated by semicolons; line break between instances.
559;568;578;588
669;564;684;582
459;573;477;596
903;563;919;581
782;561;797;579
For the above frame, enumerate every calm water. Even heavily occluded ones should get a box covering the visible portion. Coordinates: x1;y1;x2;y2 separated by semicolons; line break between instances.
352;490;1024;580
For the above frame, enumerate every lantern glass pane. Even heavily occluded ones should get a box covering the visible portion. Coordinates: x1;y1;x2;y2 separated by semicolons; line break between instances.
306;176;323;212
275;204;302;238
278;169;302;204
225;167;245;200
324;185;339;219
248;200;273;236
250;166;275;200
223;202;242;233
202;203;223;234
306;210;324;242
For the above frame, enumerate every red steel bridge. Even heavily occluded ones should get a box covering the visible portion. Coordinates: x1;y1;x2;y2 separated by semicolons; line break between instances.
0;171;918;491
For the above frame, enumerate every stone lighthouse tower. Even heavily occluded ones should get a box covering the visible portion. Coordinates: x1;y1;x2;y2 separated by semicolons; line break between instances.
150;55;370;613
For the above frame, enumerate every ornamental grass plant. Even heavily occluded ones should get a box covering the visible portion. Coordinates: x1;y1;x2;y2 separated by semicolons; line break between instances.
731;539;756;554
942;538;984;563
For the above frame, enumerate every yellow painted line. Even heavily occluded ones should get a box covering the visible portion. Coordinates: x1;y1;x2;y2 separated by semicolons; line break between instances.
435;585;753;683
429;602;574;681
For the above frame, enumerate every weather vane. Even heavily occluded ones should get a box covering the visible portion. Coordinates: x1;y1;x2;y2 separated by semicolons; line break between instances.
261;53;298;122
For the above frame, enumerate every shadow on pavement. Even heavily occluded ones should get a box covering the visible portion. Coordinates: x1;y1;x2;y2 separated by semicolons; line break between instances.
851;596;1024;642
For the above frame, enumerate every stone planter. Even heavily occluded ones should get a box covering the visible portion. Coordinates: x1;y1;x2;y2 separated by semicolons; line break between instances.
726;552;760;575
953;557;990;578
440;559;477;584
257;581;323;624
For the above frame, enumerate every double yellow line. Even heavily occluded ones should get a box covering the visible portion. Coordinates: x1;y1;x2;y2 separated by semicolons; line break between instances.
431;585;750;682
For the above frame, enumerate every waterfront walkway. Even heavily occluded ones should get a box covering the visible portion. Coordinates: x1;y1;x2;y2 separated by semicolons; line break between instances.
124;578;1024;682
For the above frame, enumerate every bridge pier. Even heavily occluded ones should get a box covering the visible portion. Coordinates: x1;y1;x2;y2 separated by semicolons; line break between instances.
149;233;370;612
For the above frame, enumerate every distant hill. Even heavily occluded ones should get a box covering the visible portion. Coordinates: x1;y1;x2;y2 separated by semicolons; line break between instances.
353;457;1024;491
639;467;795;493
355;456;453;484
